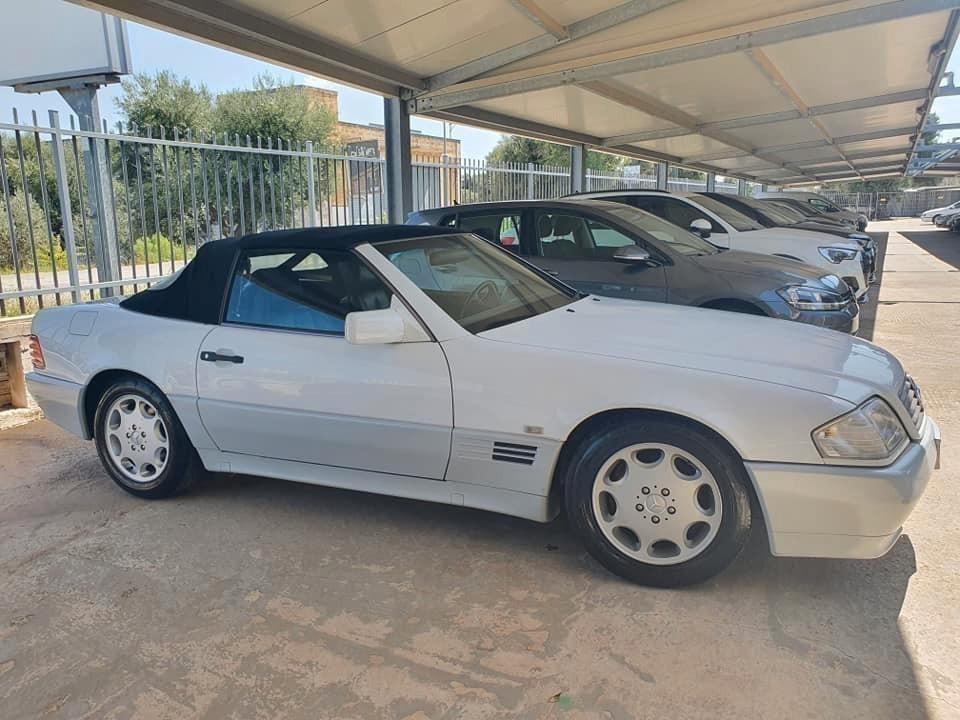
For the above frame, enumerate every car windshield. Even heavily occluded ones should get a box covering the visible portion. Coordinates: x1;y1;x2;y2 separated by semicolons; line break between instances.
761;201;808;224
686;195;763;231
734;196;803;225
597;204;719;256
376;233;579;334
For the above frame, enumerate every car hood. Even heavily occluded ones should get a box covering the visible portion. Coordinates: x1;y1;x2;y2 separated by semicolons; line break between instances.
688;250;828;284
482;297;901;403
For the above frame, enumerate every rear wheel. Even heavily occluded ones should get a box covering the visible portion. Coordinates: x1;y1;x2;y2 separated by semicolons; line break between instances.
93;377;205;499
563;418;752;587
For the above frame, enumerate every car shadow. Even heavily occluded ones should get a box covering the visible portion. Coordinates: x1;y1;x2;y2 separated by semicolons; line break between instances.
856;231;888;342
189;470;931;719
897;229;960;272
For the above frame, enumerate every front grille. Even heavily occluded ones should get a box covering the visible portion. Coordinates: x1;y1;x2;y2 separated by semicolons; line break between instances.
898;375;925;431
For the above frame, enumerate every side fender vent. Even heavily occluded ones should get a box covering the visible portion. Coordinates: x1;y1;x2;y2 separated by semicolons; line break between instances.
492;441;537;466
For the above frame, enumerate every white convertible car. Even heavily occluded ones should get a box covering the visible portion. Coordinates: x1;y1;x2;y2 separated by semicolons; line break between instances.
26;226;940;587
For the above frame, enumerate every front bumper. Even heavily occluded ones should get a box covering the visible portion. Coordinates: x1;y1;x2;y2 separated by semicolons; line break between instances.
25;372;87;438
745;416;940;559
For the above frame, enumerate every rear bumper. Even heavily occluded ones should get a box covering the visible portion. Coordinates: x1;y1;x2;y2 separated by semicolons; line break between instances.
25;372;87;438
745;416;940;559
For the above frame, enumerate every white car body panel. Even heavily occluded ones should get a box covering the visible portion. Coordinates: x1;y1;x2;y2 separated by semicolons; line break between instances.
26;239;938;560
196;323;453;478
920;201;960;220
705;226;866;295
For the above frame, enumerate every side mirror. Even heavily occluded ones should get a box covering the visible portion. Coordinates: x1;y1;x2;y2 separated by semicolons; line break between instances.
613;245;655;264
345;298;430;345
689;218;712;239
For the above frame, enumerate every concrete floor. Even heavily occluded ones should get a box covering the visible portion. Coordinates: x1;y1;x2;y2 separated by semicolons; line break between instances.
0;218;958;720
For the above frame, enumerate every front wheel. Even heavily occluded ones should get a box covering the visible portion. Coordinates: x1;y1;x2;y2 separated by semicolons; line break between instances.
563;418;752;587
93;377;205;499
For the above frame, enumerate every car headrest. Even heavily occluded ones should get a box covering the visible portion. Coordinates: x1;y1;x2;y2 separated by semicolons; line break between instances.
537;214;554;238
552;215;578;237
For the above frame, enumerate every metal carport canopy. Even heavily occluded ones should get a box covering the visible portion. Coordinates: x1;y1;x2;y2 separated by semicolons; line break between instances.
74;0;959;186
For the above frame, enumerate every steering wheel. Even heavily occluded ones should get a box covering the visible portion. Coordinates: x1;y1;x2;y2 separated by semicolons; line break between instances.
460;280;500;320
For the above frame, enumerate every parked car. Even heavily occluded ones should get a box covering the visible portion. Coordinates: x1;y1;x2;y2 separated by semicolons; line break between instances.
757;196;857;230
754;191;868;231
697;193;876;284
26;225;939;587
920;200;960;223
571;190;869;298
934;207;960;228
409;199;860;333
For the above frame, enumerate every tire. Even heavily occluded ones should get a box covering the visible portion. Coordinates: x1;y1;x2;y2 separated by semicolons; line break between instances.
933;215;942;226
562;417;752;587
93;376;205;499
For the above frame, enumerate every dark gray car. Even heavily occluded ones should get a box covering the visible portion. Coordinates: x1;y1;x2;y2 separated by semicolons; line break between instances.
408;199;859;333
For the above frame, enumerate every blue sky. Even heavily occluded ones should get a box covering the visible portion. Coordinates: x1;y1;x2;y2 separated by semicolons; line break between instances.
2;17;959;156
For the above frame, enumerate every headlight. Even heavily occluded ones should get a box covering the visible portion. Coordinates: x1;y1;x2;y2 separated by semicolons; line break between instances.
777;281;848;310
813;397;908;461
818;246;859;264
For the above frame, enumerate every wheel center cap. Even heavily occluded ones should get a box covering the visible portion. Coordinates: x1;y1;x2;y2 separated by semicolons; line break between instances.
647;494;667;514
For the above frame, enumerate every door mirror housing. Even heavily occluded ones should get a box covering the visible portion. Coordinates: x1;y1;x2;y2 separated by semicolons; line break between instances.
689;218;712;239
613;245;656;264
345;298;430;345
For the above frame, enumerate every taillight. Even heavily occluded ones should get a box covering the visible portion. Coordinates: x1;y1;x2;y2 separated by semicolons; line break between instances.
28;335;45;370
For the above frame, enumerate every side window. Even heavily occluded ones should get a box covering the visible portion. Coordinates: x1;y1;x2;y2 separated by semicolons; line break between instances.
225;249;391;334
631;197;722;233
809;198;836;212
459;213;523;252
534;212;639;260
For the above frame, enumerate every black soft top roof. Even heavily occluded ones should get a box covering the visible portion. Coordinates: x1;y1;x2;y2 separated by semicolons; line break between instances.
120;224;455;325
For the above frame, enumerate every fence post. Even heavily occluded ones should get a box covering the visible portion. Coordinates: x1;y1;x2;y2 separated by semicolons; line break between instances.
706;172;716;192
525;162;535;199
48;111;81;304
305;141;318;226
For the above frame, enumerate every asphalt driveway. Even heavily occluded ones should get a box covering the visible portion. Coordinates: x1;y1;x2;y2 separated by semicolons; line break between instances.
0;218;958;720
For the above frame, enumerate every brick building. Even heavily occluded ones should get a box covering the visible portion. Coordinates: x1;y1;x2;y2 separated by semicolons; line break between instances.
297;86;461;161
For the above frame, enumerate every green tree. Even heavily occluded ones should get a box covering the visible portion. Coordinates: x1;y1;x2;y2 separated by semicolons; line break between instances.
213;74;335;148
486;135;629;172
115;71;213;135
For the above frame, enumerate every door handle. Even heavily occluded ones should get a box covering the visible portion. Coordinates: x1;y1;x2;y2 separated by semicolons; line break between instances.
200;350;244;364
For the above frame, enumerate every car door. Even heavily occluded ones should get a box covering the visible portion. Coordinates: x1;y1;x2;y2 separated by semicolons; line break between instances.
526;209;667;302
195;246;453;479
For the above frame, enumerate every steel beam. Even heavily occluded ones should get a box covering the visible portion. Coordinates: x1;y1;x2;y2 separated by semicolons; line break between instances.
508;0;569;40
425;0;681;91
908;9;960;164
744;47;860;177
656;161;668;190
73;0;425;94
686;126;918;163
384;98;413;224
604;87;932;146
570;144;587;192
413;0;960;112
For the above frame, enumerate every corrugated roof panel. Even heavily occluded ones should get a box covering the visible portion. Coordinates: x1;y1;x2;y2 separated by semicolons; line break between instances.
760;12;950;105
474;86;675;138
